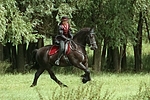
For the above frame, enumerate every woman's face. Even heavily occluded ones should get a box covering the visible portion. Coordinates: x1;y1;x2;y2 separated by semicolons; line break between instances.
62;20;68;24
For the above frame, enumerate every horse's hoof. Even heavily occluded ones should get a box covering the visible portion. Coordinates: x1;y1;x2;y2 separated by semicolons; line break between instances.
81;74;86;77
82;78;88;83
30;84;36;87
82;77;91;84
60;84;68;87
64;85;68;87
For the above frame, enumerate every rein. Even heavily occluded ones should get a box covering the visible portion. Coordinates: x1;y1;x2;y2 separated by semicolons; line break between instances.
70;32;96;50
69;40;86;56
67;28;96;56
71;40;86;48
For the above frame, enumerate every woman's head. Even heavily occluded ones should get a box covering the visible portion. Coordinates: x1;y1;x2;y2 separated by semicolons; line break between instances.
61;16;69;24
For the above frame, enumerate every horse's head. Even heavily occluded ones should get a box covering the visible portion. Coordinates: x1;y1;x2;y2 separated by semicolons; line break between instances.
73;28;98;50
86;28;98;50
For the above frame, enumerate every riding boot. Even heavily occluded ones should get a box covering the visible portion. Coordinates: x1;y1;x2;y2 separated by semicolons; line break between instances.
55;52;63;65
55;41;64;65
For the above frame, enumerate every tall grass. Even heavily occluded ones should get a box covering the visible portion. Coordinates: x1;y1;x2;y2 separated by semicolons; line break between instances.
0;61;11;74
36;82;114;100
1;41;150;100
129;82;150;100
0;73;150;100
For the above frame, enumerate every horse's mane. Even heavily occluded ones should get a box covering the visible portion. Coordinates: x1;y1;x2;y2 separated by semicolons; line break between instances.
78;27;90;33
72;28;91;42
74;27;91;36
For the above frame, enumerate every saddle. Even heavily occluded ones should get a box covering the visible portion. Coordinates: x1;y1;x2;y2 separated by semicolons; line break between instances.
48;42;71;56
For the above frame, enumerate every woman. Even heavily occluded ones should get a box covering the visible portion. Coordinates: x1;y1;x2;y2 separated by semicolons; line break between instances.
55;16;73;65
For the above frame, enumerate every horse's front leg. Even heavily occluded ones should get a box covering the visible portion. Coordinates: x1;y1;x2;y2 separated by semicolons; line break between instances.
47;68;68;87
80;55;91;83
75;61;91;83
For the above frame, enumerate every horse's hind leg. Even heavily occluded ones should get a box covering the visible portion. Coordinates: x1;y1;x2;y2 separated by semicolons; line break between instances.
47;69;68;87
30;68;44;87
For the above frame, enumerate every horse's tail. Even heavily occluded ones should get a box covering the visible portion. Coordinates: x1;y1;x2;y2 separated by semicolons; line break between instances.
30;49;40;70
32;49;38;62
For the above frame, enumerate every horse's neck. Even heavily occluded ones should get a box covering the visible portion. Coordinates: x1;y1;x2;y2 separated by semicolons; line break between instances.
73;35;86;46
72;38;86;55
72;31;88;54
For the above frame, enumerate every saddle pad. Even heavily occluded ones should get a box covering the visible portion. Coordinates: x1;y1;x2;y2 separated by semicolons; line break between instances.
48;43;71;56
48;45;59;56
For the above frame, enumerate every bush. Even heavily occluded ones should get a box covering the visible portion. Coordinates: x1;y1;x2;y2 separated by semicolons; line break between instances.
0;61;11;74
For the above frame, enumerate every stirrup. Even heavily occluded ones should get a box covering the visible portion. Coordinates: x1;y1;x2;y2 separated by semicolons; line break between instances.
55;59;60;65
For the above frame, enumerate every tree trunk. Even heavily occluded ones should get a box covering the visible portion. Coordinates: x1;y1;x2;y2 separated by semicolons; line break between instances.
112;47;120;72
106;47;121;72
3;43;17;72
3;43;11;61
26;42;37;65
133;11;143;72
37;38;44;48
17;44;25;73
144;16;150;40
121;44;127;71
106;47;113;71
12;45;17;70
0;43;3;61
93;42;102;72
101;39;106;70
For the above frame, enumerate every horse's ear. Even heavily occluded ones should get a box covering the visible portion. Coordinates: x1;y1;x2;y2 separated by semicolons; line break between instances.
90;27;94;33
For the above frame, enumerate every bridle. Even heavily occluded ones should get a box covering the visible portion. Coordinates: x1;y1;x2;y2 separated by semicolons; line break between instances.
69;30;97;56
70;31;97;48
87;32;97;47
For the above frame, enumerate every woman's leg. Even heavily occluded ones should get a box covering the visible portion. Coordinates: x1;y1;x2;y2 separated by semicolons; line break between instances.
55;40;65;65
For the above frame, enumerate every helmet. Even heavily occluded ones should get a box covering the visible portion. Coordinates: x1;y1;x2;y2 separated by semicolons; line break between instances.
61;16;69;21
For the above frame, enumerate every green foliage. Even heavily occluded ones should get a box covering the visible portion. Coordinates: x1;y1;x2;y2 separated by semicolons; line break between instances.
133;0;150;40
73;0;94;28
1;0;43;46
6;14;33;45
22;0;77;35
73;0;150;48
55;2;77;32
134;0;150;12
0;0;150;47
24;0;55;17
72;0;138;47
56;3;75;19
101;0;136;47
0;5;7;43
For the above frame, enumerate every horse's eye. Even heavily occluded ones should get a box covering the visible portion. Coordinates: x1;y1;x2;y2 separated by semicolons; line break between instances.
90;34;93;38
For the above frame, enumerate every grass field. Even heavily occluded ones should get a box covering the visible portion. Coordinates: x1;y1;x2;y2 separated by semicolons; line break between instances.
0;42;150;100
0;73;150;100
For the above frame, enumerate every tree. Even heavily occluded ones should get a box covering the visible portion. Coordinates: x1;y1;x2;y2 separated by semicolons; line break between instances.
0;4;7;61
1;0;42;72
1;0;150;73
0;0;77;73
132;0;150;72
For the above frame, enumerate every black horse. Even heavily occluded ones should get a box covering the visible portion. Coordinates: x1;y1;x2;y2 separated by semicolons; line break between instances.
30;28;97;87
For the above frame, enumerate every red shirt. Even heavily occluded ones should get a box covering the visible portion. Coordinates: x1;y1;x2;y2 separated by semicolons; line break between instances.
61;23;69;36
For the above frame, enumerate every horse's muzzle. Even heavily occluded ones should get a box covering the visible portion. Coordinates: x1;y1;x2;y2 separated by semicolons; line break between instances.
90;44;98;50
